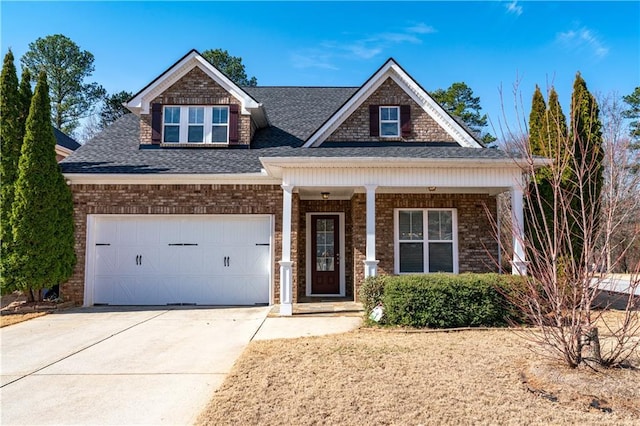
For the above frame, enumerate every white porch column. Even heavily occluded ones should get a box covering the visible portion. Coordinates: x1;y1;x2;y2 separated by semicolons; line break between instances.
510;186;527;275
363;184;379;278
279;184;294;315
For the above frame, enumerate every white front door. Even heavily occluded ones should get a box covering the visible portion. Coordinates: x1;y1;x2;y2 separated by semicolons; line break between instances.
90;215;272;306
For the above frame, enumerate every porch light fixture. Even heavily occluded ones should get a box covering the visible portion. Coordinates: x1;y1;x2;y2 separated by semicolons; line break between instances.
321;192;330;200
428;186;437;192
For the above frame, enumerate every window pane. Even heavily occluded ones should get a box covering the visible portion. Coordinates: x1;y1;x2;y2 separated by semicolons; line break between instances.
429;243;453;272
212;125;228;142
212;107;228;124
428;211;453;241
381;122;399;136
400;243;423;273
188;107;204;124
187;125;204;142
163;125;179;142
399;211;423;240
388;107;398;120
399;211;411;239
164;107;180;124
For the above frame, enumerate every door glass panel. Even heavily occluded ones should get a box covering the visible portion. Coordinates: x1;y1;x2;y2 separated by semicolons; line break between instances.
315;218;335;272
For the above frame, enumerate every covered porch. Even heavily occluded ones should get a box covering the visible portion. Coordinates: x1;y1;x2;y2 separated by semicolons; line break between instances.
261;156;529;316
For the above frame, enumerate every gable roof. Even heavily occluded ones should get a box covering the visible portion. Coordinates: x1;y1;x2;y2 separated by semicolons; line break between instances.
125;49;267;127
54;128;81;151
61;113;523;177
302;58;483;149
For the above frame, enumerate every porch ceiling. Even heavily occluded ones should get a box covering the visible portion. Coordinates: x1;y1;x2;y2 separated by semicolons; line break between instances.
296;185;510;200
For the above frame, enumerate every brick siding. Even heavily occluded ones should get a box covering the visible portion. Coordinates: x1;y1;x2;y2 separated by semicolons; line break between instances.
63;184;282;305
327;78;456;143
139;67;251;145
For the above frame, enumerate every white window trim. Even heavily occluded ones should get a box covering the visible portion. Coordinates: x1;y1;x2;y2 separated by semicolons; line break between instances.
379;106;400;138
394;208;459;274
163;105;229;144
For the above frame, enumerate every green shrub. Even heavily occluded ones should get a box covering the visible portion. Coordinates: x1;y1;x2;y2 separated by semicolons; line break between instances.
372;273;525;328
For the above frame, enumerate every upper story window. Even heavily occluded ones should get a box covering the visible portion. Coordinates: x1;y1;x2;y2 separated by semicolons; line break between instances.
369;105;410;138
380;106;400;137
163;106;230;144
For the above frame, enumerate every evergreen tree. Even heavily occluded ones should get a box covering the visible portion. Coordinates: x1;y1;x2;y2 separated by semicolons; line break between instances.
525;86;551;254
18;68;32;134
569;72;604;264
0;50;22;293
10;71;76;302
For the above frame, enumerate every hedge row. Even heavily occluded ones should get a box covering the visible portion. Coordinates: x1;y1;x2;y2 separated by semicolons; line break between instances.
360;273;526;328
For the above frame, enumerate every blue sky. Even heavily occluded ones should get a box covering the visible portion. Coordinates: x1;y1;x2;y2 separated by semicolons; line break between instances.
2;1;639;137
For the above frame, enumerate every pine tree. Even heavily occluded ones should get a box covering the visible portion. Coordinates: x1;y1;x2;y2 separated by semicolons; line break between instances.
0;50;22;293
569;72;604;265
10;71;76;302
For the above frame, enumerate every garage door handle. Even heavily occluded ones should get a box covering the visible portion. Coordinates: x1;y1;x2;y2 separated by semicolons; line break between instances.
139;255;142;265
135;255;140;265
96;243;111;246
223;256;227;267
255;243;270;246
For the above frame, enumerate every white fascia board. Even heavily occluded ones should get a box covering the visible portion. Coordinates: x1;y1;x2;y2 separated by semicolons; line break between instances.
126;51;261;115
303;59;483;149
63;172;281;185
259;156;547;178
55;145;73;158
386;70;481;148
303;61;393;148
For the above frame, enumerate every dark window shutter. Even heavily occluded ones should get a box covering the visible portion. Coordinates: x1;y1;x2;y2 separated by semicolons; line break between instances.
151;103;162;144
369;105;379;137
229;104;239;144
401;105;411;137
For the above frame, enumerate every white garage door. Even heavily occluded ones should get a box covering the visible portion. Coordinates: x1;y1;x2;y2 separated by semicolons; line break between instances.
90;215;271;306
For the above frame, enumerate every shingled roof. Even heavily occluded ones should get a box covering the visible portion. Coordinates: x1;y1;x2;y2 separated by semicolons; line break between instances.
61;87;511;175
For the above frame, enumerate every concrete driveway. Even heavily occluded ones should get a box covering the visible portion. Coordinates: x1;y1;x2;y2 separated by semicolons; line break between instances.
1;306;270;425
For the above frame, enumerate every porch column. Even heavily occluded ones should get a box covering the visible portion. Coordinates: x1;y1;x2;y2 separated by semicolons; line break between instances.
510;186;527;275
279;184;294;315
363;184;379;278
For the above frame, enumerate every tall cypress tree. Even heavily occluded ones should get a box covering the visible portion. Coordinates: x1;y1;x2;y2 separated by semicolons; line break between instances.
569;72;604;264
18;68;32;137
0;50;22;293
10;71;76;302
526;86;551;255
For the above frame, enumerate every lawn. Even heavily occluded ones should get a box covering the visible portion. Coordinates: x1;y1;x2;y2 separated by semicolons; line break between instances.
198;328;639;425
0;312;48;327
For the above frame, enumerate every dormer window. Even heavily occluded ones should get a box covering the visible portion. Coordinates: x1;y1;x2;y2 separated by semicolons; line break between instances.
162;105;230;144
369;104;411;139
380;106;400;137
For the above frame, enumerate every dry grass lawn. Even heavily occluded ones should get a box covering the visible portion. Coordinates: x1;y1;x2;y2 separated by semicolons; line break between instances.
198;328;639;425
0;312;48;327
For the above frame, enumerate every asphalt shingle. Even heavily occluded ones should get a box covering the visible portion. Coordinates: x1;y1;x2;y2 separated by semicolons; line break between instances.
61;87;512;175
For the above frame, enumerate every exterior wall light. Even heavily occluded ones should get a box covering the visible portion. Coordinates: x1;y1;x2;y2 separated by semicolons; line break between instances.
321;192;330;200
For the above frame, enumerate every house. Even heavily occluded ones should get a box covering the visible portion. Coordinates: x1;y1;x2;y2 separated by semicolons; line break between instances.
54;128;81;161
60;50;535;315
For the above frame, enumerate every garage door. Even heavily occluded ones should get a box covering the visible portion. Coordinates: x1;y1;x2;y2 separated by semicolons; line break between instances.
90;215;271;305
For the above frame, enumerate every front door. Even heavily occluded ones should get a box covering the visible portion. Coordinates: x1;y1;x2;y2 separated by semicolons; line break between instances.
311;215;340;294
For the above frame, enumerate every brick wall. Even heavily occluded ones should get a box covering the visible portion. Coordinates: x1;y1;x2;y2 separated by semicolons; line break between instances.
139;67;251;145
327;78;456;143
296;199;354;300
351;193;499;300
63;184;283;305
375;193;499;275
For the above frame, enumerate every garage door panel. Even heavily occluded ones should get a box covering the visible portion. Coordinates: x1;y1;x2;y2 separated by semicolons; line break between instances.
111;277;139;305
201;221;224;244
91;215;271;306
